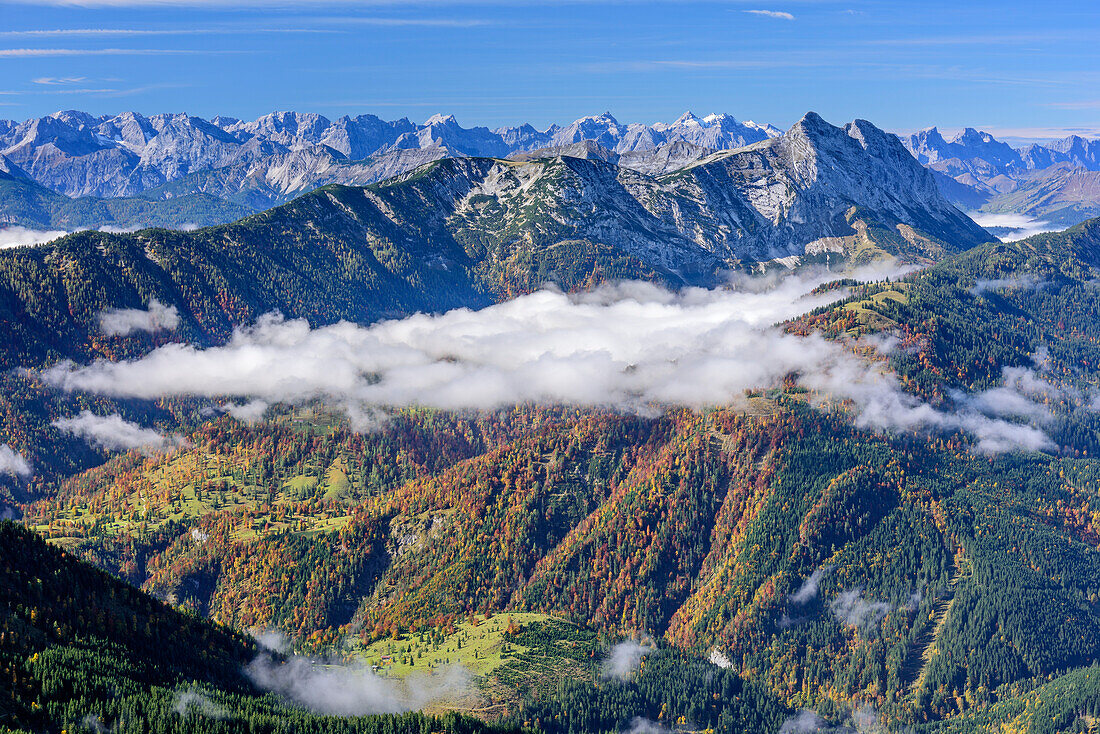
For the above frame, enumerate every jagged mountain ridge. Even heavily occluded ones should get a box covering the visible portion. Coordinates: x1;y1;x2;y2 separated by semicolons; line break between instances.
0;108;782;206
4;106;1100;236
279;111;985;269
0;112;987;374
901;127;1100;175
899;126;1100;227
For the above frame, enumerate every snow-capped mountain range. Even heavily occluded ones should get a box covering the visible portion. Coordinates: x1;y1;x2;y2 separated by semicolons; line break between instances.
0;111;987;271
0;109;781;204
898;127;1100;227
3;106;1099;238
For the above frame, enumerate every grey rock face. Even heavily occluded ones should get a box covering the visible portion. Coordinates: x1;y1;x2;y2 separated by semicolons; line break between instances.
0;109;783;206
394;113;987;270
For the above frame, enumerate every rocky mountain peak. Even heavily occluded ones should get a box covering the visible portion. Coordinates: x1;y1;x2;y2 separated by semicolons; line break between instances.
425;113;459;127
673;111;704;127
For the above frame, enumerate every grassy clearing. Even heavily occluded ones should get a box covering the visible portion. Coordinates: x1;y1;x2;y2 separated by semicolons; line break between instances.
354;612;552;679
351;612;598;718
842;283;909;333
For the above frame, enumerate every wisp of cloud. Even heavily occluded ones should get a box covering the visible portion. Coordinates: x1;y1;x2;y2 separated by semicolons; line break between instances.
98;299;180;336
0;444;32;479
829;588;893;630
789;565;835;605
969;212;1061;242
601;638;656;680
52;410;182;452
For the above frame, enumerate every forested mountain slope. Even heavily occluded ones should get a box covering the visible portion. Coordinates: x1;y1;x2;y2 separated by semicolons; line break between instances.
0;169;254;231
14;217;1100;732
2;518;796;733
0;116;991;496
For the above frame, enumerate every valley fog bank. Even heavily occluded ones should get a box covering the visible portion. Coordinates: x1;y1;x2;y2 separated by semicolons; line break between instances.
42;265;1061;454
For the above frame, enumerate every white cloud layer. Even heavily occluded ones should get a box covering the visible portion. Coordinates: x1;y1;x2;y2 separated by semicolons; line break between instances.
98;299;180;336
40;275;1059;454
969;212;1062;242
245;653;469;715
52;410;180;452
0;444;32;478
0;225;197;251
0;226;68;249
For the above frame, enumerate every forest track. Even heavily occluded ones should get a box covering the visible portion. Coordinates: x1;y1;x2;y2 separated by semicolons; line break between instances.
902;551;971;700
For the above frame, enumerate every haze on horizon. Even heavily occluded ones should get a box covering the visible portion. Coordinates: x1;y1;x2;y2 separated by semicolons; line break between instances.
0;0;1097;145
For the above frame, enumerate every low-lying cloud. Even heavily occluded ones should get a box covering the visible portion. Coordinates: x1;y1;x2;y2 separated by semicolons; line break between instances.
245;653;469;715
779;705;892;733
222;399;270;424
955;365;1065;424
969;212;1061;242
601;639;656;680
626;718;671;734
0;444;32;479
969;273;1046;296
52;410;181;452
789;565;834;605
0;224;201;252
781;710;828;734
98;298;180;336
780;565;836;628
829;588;892;630
172;687;227;719
0;226;68;249
254;629;290;654
40;275;1058;454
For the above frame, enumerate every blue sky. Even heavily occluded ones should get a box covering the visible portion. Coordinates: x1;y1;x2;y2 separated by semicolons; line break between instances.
0;0;1098;142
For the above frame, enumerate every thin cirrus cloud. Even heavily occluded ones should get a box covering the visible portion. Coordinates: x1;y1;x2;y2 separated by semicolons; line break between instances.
32;76;87;84
5;82;190;98
1045;100;1100;110
41;83;190;96
572;57;821;74
0;48;219;57
744;9;795;20
864;31;1083;47
303;16;494;27
0;27;340;37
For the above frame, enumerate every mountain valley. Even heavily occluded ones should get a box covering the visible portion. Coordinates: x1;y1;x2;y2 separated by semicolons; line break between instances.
5;108;1100;734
